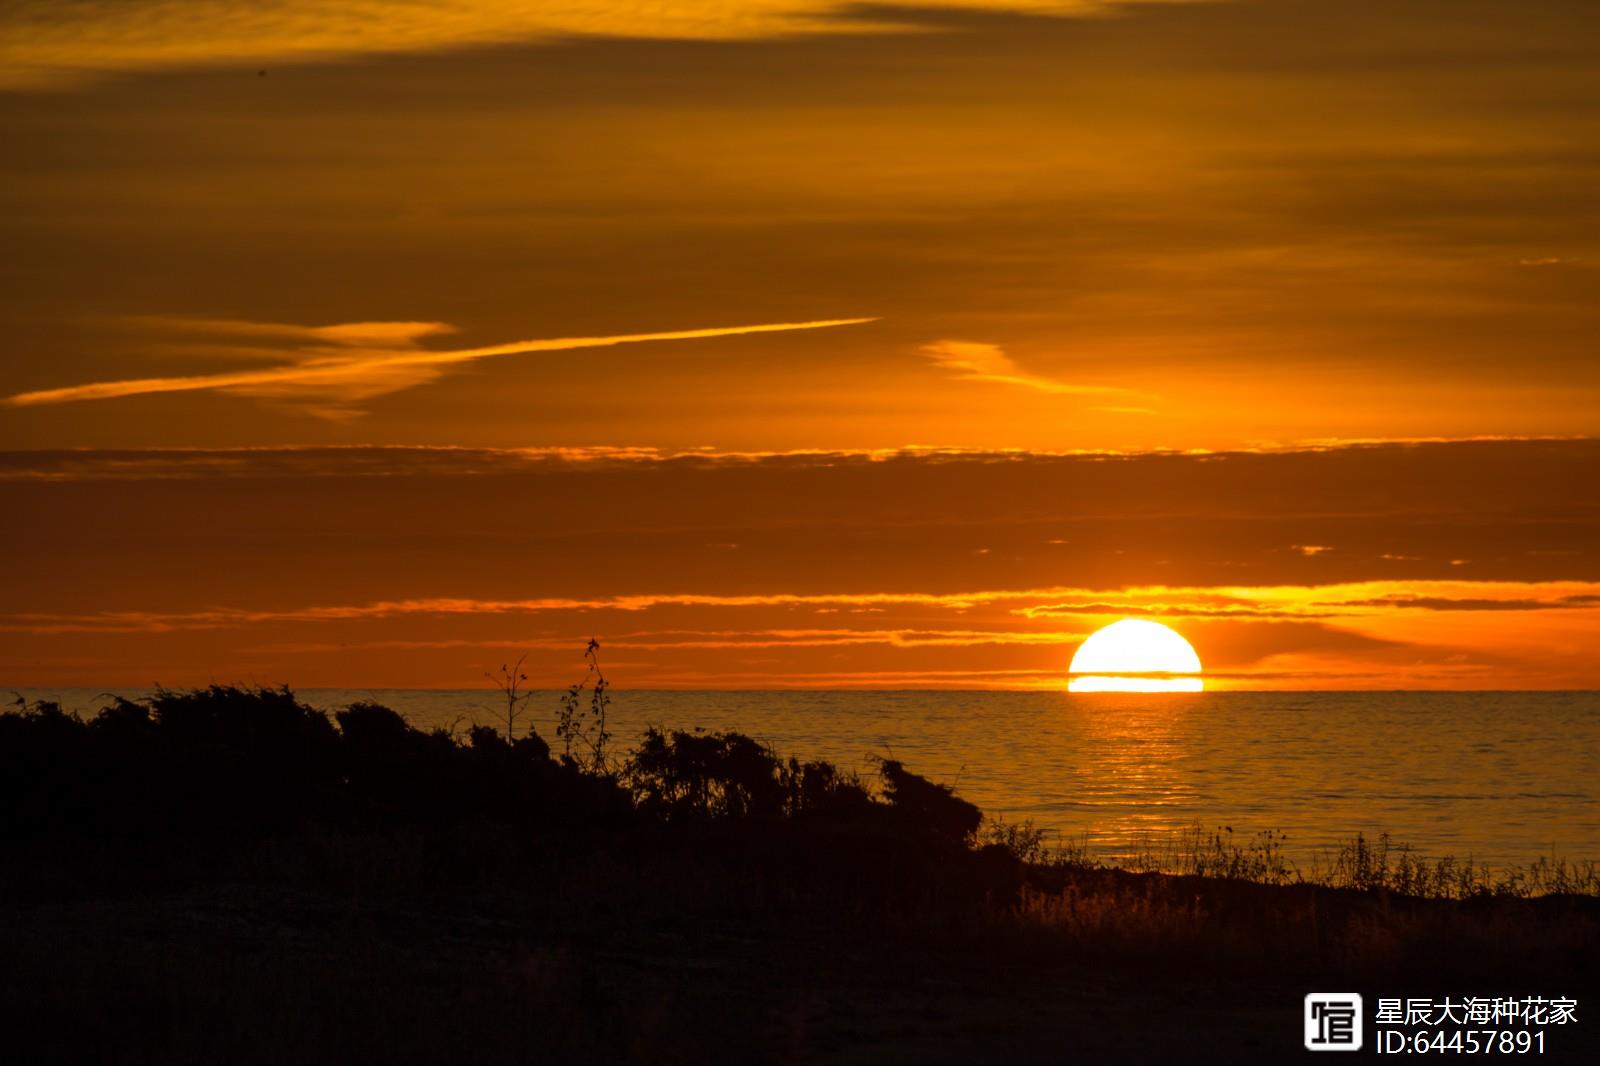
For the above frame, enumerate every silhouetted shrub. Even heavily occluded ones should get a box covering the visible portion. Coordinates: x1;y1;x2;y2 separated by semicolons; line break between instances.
980;815;1050;865
87;696;155;743
140;685;342;833
0;697;81;749
0;689;989;899
877;757;982;842
780;757;874;818
627;727;787;819
334;701;462;825
335;701;414;749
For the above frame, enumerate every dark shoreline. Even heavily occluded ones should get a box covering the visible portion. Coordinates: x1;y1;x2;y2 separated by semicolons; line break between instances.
2;686;1594;1063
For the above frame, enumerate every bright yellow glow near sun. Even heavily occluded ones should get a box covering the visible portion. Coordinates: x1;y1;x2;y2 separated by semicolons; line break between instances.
1068;619;1203;693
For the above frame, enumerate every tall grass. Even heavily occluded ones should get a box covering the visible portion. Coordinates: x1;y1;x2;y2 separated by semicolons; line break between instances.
1002;821;1599;900
1308;831;1600;899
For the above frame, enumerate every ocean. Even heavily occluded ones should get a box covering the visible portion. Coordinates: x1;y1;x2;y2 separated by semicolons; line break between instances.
15;687;1598;870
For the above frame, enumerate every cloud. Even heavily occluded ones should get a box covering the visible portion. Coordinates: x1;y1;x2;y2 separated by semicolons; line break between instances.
0;590;1075;635
8;573;1600;687
127;316;461;348
0;437;1585;482
1327;594;1600;612
6;440;1600;598
919;339;1133;397
13;579;1600;636
1015;600;1336;620
1;315;876;418
0;1;1127;90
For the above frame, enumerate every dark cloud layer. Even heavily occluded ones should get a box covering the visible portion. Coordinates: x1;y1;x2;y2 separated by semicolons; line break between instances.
4;440;1598;616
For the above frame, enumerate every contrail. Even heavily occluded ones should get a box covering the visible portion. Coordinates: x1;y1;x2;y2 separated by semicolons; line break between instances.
2;317;878;409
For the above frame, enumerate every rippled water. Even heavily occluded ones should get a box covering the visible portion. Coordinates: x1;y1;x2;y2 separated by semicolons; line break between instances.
18;688;1599;868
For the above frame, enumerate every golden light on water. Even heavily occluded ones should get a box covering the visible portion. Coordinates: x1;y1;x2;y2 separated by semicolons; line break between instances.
1068;619;1203;693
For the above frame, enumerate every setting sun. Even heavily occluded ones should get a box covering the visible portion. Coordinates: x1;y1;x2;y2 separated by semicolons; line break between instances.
1068;619;1203;693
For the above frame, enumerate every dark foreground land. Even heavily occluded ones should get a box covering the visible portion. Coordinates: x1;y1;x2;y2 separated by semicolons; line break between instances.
2;686;1595;1064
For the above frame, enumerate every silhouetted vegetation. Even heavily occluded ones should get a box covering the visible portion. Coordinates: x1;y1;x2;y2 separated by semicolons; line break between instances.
484;653;536;741
1;684;1595;1064
1044;823;1600;900
556;637;612;772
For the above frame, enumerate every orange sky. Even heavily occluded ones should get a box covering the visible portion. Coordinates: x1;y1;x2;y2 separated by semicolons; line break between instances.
2;1;1597;689
5;442;1599;689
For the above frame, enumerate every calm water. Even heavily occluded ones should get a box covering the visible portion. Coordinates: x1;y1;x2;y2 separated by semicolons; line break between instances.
15;688;1599;869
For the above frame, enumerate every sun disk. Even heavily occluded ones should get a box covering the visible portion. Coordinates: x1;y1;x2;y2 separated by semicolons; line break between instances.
1068;618;1203;693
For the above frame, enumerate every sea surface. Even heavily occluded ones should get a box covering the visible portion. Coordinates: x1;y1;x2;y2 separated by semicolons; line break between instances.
14;688;1598;870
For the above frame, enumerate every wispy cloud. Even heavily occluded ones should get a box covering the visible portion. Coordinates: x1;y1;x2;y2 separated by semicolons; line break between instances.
0;437;1582;482
0;1;1123;90
919;339;1134;397
2;315;877;419
12;581;1600;635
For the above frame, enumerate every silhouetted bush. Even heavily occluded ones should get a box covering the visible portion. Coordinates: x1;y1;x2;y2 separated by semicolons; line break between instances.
780;756;874;818
877;757;982;842
335;700;415;748
0;687;617;847
0;686;1035;922
148;685;342;832
627;727;788;819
